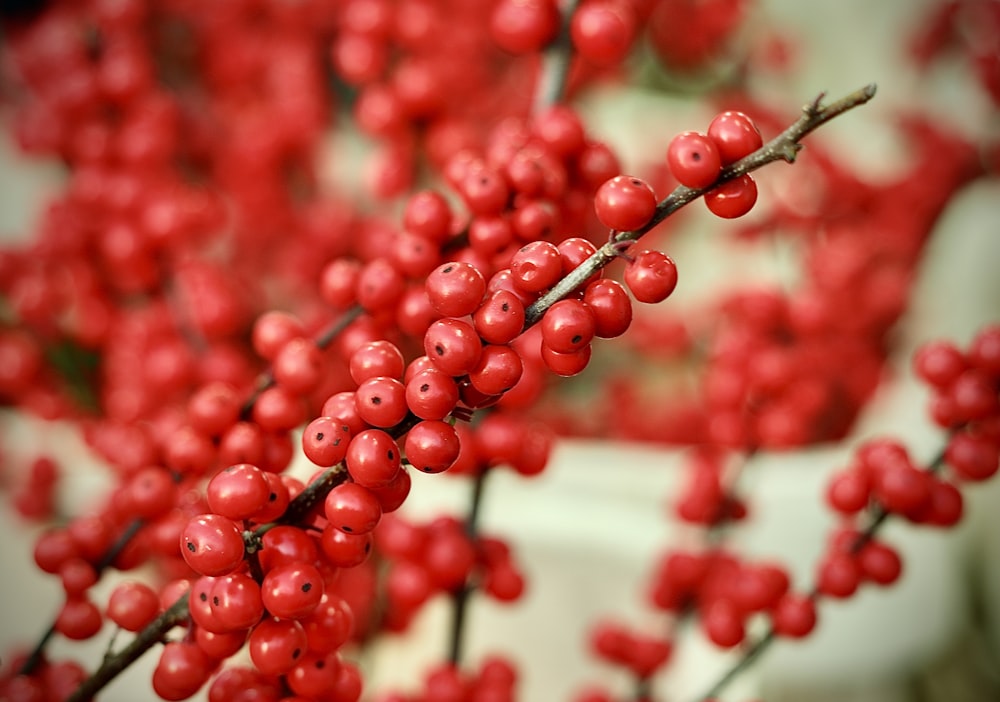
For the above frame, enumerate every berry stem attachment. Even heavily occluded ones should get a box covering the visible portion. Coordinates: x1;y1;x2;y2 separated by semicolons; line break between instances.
523;83;877;326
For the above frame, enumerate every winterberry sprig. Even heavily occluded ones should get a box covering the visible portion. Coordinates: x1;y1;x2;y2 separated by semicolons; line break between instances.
523;83;878;326
688;322;1000;701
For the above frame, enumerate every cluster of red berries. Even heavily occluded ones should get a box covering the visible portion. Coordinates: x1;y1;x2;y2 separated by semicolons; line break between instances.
2;1;988;702
667;110;762;217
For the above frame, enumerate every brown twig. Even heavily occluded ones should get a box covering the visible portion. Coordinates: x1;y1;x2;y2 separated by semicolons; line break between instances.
524;83;878;326
691;442;948;702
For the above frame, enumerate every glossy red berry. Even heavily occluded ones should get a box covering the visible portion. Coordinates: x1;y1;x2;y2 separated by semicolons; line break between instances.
404;420;461;473
425;262;487;317
510;241;563;293
666;131;722;188
594;175;657;231
320;524;374;567
346;429;402;488
541;299;596;354
261;562;324;620
405;368;460;420
211;572;265;631
707;111;763;165
152;641;213;701
207;463;271;521
704;174;758;219
541;342;592;377
302;417;352;467
249;617;308;676
325;482;383;534
570;1;637;66
474;289;527;345
623;249;678;303
469;344;524;396
423;318;482;377
180;514;246;577
355;376;408;428
349;340;405;384
583;279;632;338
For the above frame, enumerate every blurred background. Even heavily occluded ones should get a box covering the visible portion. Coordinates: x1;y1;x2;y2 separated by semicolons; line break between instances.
1;0;999;701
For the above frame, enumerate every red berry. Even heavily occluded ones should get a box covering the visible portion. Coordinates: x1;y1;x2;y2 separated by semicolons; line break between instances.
858;540;903;585
469;344;524;396
405;368;460;420
325;482;383;534
540;342;592;377
945;432;999;481
474;289;527;345
623;249;678;303
707;111;763;165
107;580;160;632
180;514;246;577
491;0;561;54
207;463;271;521
426;262;487;317
346;429;402;488
771;592;817;638
510;241;563;293
541;299;596;354
423;318;482;377
583;279;632;338
704;173;757;218
302;417;352;467
570;1;637;66
355;376;409;428
666;131;722;188
349;340;405;384
593;175;657;231
261;562;324;620
404;420;461;473
702;599;745;648
249;617;308;676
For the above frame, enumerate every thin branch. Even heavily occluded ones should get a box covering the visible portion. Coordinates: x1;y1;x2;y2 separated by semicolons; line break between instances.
690;440;947;702
533;0;582;113
66;593;191;702
19;518;146;676
448;468;491;665
524;83;878;326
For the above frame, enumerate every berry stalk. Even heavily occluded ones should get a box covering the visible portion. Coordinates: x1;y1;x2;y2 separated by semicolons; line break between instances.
524;83;878;326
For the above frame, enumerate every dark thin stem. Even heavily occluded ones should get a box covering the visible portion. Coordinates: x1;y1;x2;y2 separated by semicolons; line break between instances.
66;594;191;702
19;518;145;676
524;83;878;326
697;630;777;702
690;440;948;702
448;468;490;665
533;0;582;113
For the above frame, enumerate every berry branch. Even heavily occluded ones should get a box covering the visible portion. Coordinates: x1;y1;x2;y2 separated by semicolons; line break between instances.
66;594;191;702
524;82;878;326
534;0;583;113
447;468;490;665
691;444;949;702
